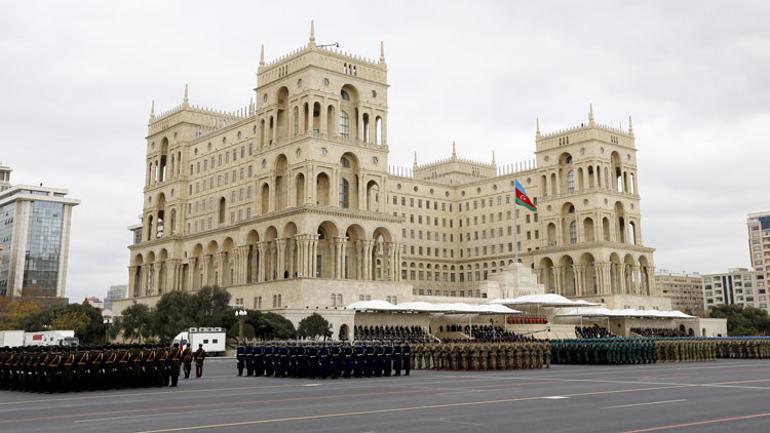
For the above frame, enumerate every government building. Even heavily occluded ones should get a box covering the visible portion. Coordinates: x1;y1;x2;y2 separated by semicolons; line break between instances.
118;24;671;334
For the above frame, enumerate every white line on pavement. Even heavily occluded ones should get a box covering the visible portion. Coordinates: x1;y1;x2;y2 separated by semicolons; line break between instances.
604;399;687;409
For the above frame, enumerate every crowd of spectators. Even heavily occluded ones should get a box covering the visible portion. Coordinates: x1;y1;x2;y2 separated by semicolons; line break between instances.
438;324;531;342
631;327;687;338
575;326;614;339
354;325;428;342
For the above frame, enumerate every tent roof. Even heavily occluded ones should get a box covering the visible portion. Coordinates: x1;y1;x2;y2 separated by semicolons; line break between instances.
487;294;600;307
345;300;520;314
555;307;695;319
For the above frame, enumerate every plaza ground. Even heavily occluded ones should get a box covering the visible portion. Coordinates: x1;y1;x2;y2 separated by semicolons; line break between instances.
1;359;770;433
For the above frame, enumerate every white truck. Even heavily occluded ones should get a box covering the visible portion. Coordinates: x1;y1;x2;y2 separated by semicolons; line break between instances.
0;330;26;347
23;330;77;347
173;327;226;354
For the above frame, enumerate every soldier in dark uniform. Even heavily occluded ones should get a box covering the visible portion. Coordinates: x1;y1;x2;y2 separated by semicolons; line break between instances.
253;343;264;377
402;343;411;376
383;344;393;377
264;344;274;377
374;343;384;377
343;344;353;378
319;344;330;378
182;345;193;379
236;343;245;376
245;343;255;377
354;344;364;377
330;344;342;379
393;344;402;376
194;344;206;378
307;344;318;378
168;343;181;387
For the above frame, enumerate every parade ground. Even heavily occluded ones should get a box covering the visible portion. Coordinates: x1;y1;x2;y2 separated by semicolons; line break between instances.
1;359;770;433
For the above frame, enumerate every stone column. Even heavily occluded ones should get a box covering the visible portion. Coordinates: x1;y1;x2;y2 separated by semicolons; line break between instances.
274;239;285;280
287;239;295;278
128;266;138;298
257;243;266;282
320;98;328;136
364;240;375;280
269;175;276;212
308;234;319;278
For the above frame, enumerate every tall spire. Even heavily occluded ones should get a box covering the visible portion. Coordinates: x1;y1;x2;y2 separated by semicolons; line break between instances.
536;117;541;137
413;152;418;170
183;83;189;107
379;40;385;63
149;100;155;119
308;19;316;47
628;115;634;135
451;141;457;159
588;103;595;127
492;150;496;165
259;44;265;66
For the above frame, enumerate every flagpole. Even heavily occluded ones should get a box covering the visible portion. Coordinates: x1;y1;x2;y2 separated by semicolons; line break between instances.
514;183;519;265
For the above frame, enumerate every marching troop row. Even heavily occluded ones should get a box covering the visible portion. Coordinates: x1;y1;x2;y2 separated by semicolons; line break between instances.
411;341;552;370
235;341;411;379
0;344;207;393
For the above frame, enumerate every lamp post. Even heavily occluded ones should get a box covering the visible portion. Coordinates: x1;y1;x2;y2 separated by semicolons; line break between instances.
235;309;247;343
103;317;113;343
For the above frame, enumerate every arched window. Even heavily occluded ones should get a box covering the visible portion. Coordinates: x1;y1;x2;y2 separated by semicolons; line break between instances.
293;106;299;135
339;111;349;138
375;116;382;145
339;178;350;208
218;197;226;224
569;220;577;244
567;170;575;193
341;89;350;101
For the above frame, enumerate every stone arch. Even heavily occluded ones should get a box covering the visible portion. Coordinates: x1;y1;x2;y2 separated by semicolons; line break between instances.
316;172;330;206
339;152;359;209
375;116;383;145
317;221;340;279
205;240;219;286
221;238;235;286
580;253;597;295
372;227;392;281
560;255;576;296
145;251;156;296
169;208;176;235
340;84;360;139
344;224;366;279
583;217;595;242
156;193;166;239
246;230;260;283
547;222;557;246
615;201;626;243
274;154;288;210
609;253;622;295
611;151;622;192
260;182;270;214
326;104;336;137
539;257;555;293
218;196;226;224
264;226;279;281
132;254;144;297
624;254;636;295
639;255;652;296
629;220;638;245
275;86;289;139
159;137;169;182
561;202;577;245
282;222;298;279
602;217;611;241
366;179;381;212
295;172;305;207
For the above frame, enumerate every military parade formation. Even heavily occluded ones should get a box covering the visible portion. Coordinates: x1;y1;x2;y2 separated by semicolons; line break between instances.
235;341;411;379
412;340;551;370
3;334;770;393
0;343;207;393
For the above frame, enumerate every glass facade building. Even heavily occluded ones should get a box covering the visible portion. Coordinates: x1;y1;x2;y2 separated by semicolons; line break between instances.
0;180;78;298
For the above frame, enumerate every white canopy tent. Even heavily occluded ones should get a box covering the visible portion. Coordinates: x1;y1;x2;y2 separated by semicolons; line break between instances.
345;300;521;315
487;294;601;307
555;307;694;319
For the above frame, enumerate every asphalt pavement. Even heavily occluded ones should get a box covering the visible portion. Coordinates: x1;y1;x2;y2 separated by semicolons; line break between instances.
2;359;770;433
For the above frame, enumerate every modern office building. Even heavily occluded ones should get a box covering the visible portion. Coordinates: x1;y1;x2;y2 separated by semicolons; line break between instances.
104;284;127;311
747;211;770;285
0;166;80;298
655;270;704;316
703;268;767;313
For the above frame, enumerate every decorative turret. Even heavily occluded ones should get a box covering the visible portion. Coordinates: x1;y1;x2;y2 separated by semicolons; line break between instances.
628;115;634;136
149;100;155;120
379;40;385;63
183;83;189;108
413;152;418;171
588;103;595;127
259;44;265;67
451;141;457;159
536;117;541;138
308;20;316;48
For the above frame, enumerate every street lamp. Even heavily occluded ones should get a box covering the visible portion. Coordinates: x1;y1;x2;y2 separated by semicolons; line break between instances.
103;317;113;343
235;309;247;343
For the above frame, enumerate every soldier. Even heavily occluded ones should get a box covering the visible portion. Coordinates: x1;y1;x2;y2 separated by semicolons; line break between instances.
194;344;206;378
402;342;411;376
393;343;402;376
253;343;264;377
169;343;182;387
245;343;255;376
236;343;245;376
343;343;353;378
182;345;193;379
383;344;393;377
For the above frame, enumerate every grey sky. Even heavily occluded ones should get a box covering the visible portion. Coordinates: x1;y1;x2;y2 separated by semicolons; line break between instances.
2;1;768;302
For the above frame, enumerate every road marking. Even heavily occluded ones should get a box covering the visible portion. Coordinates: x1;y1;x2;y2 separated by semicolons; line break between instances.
74;408;243;424
134;384;689;433
619;410;770;432
604;399;686;409
302;383;320;387
542;396;569;399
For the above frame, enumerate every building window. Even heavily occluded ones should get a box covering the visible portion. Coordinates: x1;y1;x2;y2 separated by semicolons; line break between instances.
339;178;350;208
339;111;349;138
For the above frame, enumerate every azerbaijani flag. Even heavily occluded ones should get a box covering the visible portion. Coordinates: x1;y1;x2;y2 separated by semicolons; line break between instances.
514;179;536;212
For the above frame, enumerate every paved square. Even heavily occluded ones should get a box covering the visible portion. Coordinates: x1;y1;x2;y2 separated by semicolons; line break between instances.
2;359;770;433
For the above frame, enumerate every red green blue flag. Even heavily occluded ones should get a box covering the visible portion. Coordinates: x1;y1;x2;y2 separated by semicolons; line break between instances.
514;179;536;212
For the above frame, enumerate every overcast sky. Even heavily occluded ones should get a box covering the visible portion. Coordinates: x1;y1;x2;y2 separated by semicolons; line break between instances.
2;1;769;302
